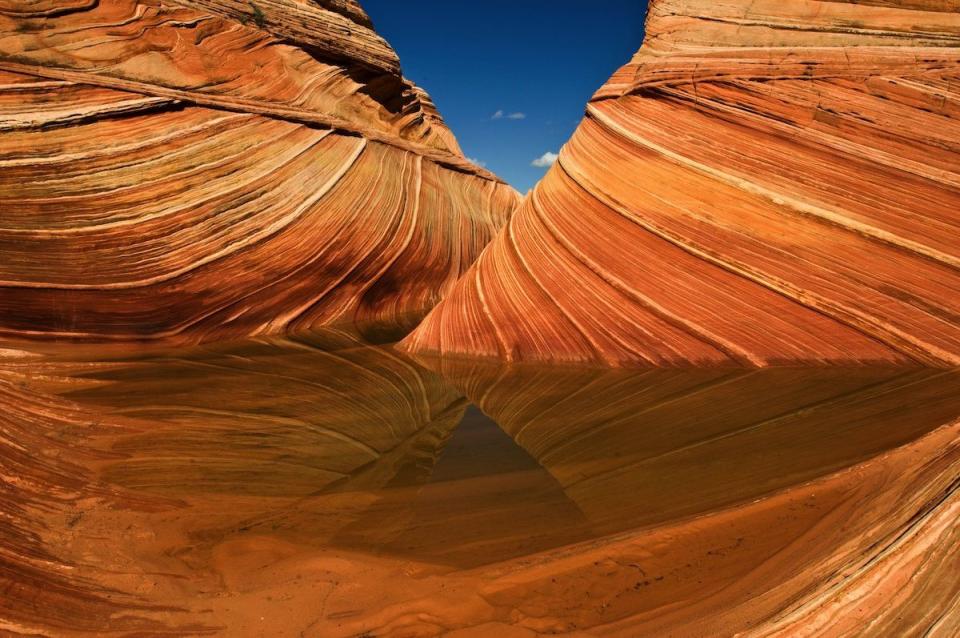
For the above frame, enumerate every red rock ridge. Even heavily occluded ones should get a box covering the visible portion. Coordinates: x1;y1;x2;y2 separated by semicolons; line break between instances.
401;0;960;366
0;0;520;343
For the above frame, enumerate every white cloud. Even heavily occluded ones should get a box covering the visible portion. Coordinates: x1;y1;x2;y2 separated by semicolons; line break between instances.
492;109;525;120
467;157;487;168
531;151;559;168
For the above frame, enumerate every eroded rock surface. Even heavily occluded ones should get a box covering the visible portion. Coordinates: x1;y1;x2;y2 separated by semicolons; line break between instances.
402;0;960;366
0;0;519;343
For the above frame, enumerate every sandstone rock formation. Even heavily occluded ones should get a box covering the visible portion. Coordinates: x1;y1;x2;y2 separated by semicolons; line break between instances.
0;0;519;343
402;0;960;366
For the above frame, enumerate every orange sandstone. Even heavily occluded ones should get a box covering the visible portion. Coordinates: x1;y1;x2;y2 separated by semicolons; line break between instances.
401;0;960;366
0;0;519;343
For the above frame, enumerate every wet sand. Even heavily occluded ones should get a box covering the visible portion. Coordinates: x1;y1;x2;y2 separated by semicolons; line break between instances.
1;336;958;636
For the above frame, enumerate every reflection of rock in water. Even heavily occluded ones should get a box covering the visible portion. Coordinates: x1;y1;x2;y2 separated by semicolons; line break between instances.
4;336;960;636
0;333;465;634
0;357;179;635
429;362;960;534
406;357;960;636
63;333;466;497
326;406;591;567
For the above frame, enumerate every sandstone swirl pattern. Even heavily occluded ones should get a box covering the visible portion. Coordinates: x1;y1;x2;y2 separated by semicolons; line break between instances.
402;0;960;366
0;0;519;343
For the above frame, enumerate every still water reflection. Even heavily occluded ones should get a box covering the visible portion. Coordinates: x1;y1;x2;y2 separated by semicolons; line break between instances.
2;333;959;634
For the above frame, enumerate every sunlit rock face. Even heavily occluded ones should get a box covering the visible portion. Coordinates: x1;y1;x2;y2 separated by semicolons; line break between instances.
402;0;960;366
0;0;519;343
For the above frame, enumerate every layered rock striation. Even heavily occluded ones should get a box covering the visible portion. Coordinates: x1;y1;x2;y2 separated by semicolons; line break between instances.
402;0;960;366
0;0;519;343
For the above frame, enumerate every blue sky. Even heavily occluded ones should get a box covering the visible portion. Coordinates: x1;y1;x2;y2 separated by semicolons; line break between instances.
362;1;648;193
